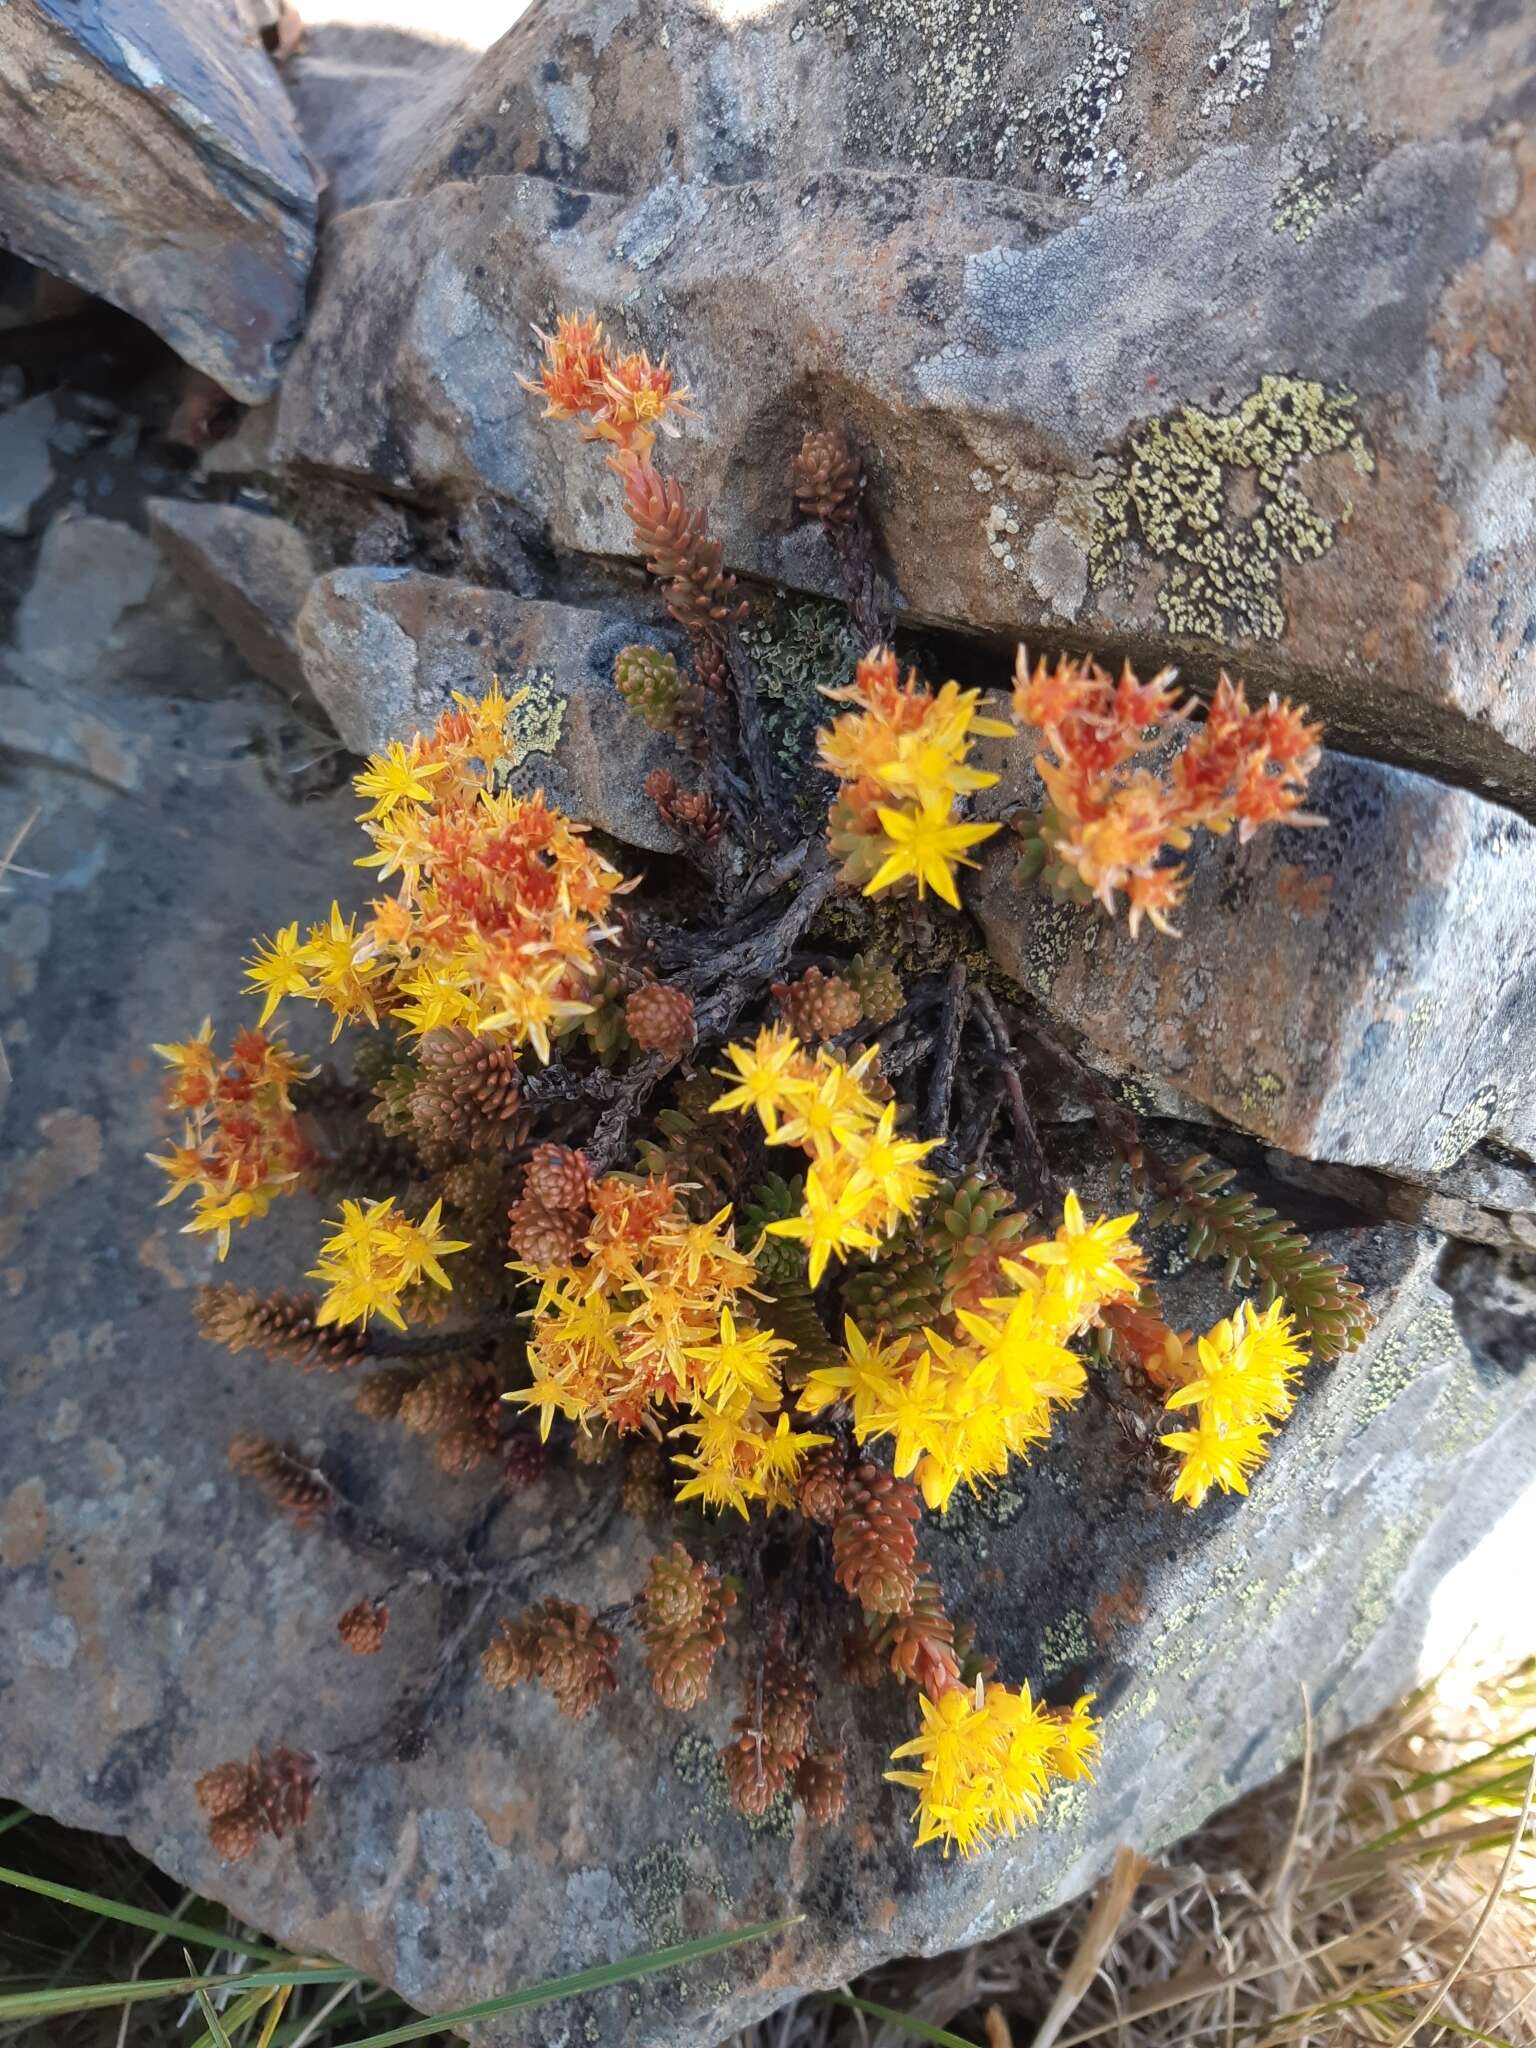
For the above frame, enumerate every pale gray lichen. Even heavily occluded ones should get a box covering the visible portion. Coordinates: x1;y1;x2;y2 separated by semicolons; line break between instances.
1090;374;1373;641
821;0;1130;197
1200;12;1272;119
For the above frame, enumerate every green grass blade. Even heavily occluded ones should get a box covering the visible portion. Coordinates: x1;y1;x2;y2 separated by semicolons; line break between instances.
0;1865;297;1964
824;1991;982;2046
0;1814;29;1843
1354;1761;1535;1852
189;1963;238;2048
0;1966;355;2022
333;1917;801;2047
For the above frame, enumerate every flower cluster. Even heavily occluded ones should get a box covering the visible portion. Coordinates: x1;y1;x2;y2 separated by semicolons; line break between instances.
519;313;740;645
819;651;1011;909
803;1192;1139;1511
887;1679;1099;1857
307;1196;469;1334
1159;1297;1309;1508
819;647;1007;907
712;1025;940;1283
512;1174;828;1514
1013;651;1323;936
246;686;630;1058
517;310;693;461
149;1022;312;1257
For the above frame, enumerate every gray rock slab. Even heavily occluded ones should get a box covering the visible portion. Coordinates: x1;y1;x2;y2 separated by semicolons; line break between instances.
272;0;1536;810
2;516;1535;2047
146;499;318;708
0;0;318;401
0;395;57;537
970;745;1536;1179
7;512;254;707
285;31;480;211
296;566;694;852
1;890;1533;2046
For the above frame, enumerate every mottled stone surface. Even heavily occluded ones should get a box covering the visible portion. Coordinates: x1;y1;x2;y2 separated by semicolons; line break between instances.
0;0;318;401
0;473;1534;2048
970;745;1536;1179
273;0;1536;808
147;499;318;707
297;566;695;851
1;765;1533;2044
284;26;481;212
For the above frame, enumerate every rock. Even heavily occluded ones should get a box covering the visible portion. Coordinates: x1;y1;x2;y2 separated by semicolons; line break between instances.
296;567;696;851
1;876;1534;2047
284;27;481;212
8;513;250;703
0;0;319;402
0;395;57;537
273;0;1536;810
969;747;1536;1180
146;500;318;707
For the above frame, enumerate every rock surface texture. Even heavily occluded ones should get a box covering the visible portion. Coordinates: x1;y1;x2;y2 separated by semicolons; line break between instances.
3;1;1536;2044
296;568;694;851
146;500;319;706
969;741;1536;1181
0;0;318;401
272;0;1536;810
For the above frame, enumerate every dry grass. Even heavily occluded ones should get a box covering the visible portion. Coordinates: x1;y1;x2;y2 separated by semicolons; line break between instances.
731;1656;1536;2048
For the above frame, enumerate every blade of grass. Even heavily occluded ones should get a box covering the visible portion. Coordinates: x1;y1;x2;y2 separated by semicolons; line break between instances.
0;1814;29;1842
823;1990;982;2045
279;1979;364;2048
255;1984;295;2048
0;1965;355;2022
333;1917;801;2048
1378;1723;1536;1806
0;1866;298;1964
1351;1760;1534;1853
1382;1747;1536;2048
188;1955;237;2048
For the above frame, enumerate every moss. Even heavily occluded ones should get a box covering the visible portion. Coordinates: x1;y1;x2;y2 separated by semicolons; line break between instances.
1090;375;1372;642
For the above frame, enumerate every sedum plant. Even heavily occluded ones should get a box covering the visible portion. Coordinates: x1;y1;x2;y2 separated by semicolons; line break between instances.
150;313;1372;1867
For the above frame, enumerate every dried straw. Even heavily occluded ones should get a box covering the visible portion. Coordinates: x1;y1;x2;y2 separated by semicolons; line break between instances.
726;1657;1536;2048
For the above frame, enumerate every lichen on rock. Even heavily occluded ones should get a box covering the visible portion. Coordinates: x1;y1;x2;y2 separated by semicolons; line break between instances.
1090;374;1373;642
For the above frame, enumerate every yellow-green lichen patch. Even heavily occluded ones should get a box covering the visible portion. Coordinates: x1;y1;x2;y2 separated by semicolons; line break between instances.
1343;1518;1421;1664
497;667;567;769
1040;1608;1091;1679
1090;374;1372;641
1272;166;1336;241
1038;1778;1090;1834
1355;1297;1460;1433
1434;1084;1500;1172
